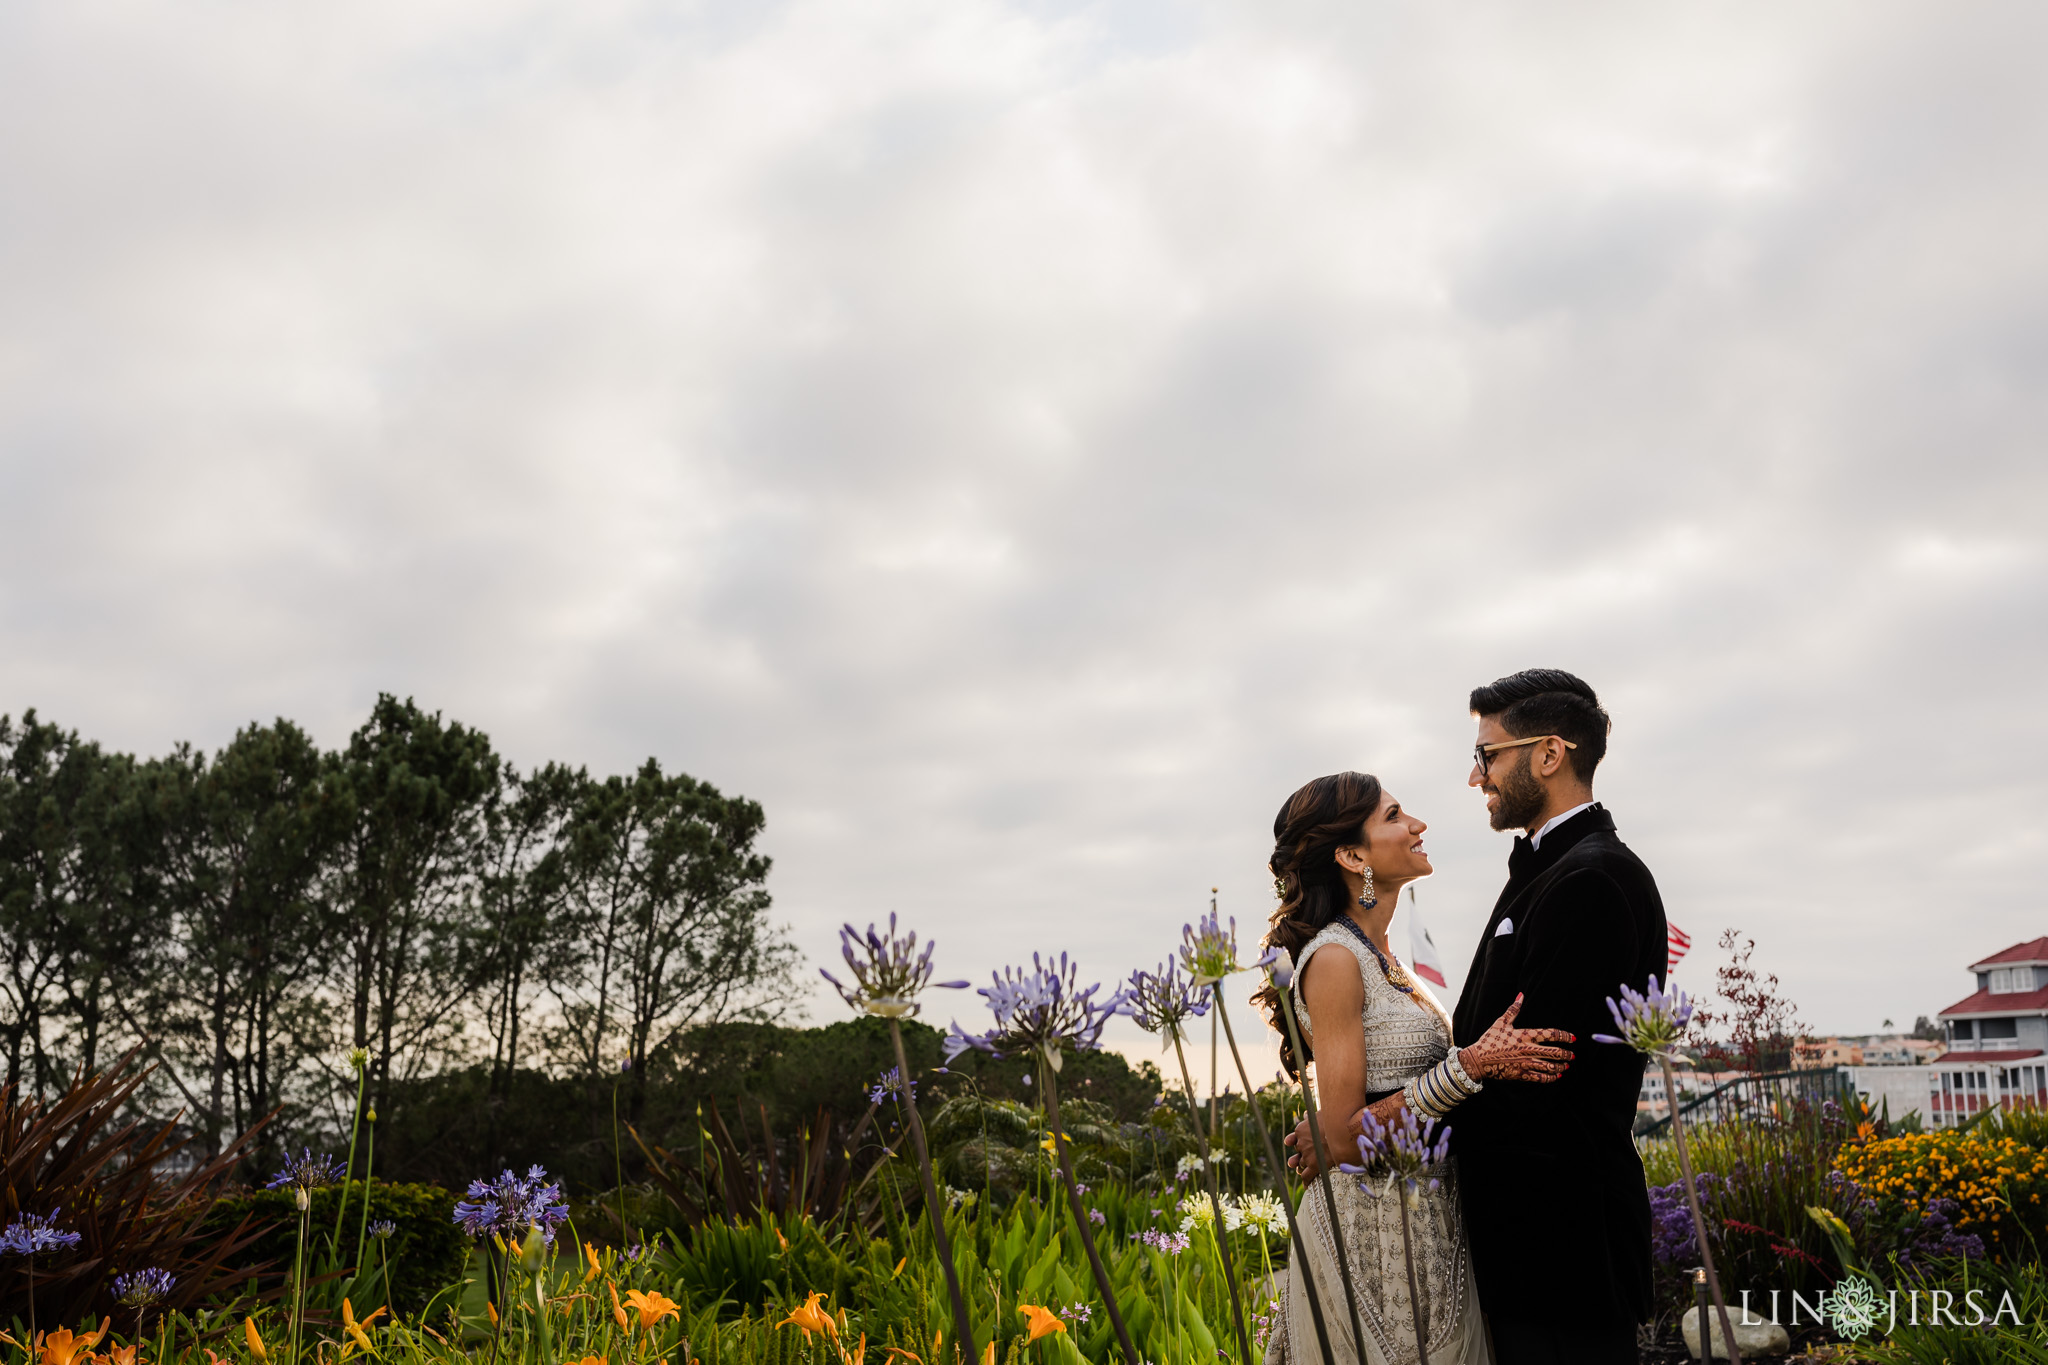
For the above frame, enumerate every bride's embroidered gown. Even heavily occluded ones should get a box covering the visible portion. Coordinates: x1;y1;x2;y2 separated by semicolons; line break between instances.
1265;924;1491;1365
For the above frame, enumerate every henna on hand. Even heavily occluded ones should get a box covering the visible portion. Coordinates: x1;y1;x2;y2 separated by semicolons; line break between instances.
1458;991;1575;1083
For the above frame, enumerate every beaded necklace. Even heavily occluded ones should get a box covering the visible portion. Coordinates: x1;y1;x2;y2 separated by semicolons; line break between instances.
1333;915;1456;1036
1335;915;1415;995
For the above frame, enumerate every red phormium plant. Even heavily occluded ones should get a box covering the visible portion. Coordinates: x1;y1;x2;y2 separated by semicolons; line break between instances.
1691;930;1808;1074
0;1046;274;1328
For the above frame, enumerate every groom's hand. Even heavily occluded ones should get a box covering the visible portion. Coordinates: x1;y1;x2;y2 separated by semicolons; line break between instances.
1460;992;1575;1082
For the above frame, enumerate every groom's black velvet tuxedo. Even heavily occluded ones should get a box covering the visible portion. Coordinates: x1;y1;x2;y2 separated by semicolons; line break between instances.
1450;803;1665;1336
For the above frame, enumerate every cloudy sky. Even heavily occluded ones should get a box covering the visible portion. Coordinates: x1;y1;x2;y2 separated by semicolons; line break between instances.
2;0;2043;1061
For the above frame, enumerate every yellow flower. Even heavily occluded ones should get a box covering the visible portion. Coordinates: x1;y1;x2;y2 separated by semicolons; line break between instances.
626;1290;682;1331
487;1302;500;1327
1018;1306;1066;1343
892;1256;907;1279
244;1319;269;1364
778;1292;836;1338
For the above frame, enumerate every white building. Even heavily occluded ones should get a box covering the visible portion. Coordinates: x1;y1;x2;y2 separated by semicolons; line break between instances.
1840;938;2048;1129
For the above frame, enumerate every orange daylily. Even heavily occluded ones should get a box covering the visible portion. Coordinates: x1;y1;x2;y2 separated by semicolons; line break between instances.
891;1256;907;1279
342;1298;387;1356
608;1280;629;1334
39;1324;108;1365
881;1349;924;1365
777;1292;835;1338
979;1340;996;1365
625;1289;681;1331
582;1241;603;1283
486;1301;500;1327
775;1227;790;1253
565;1357;609;1365
1018;1306;1065;1344
243;1319;269;1364
105;1346;140;1365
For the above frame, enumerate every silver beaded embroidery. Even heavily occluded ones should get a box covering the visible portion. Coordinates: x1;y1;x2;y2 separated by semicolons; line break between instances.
1282;925;1473;1365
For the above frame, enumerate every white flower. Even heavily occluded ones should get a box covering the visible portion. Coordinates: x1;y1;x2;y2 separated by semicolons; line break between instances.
1176;1154;1207;1176
1230;1192;1284;1236
1177;1194;1214;1233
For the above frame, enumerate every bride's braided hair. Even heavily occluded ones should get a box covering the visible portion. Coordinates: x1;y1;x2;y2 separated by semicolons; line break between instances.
1254;770;1383;1079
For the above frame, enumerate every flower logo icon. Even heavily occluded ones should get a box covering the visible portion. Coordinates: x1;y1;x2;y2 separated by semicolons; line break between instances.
1826;1276;1883;1339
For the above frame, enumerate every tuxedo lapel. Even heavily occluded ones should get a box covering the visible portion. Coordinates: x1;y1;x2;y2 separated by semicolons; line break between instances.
1451;804;1614;1040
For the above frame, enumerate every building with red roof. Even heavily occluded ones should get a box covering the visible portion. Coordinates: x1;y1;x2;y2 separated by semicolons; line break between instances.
1889;938;2048;1127
1936;938;2048;1059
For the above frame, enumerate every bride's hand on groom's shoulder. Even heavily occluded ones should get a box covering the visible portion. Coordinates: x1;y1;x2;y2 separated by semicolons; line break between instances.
1459;992;1575;1083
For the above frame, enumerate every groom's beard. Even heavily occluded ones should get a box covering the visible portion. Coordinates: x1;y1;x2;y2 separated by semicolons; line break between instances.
1489;751;1547;832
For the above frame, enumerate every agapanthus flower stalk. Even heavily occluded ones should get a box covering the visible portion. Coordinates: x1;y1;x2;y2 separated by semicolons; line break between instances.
1180;907;1262;986
0;1210;81;1343
1590;975;1740;1365
452;1166;570;1244
1339;1111;1453;1365
953;953;1140;1365
820;913;969;1018
943;952;1127;1063
115;1267;176;1341
1129;959;1250;1365
266;1149;345;1192
1239;946;1352;1365
827;916;975;1364
267;1150;340;1365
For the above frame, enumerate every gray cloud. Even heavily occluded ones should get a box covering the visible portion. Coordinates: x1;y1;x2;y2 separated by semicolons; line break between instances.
0;0;2042;1063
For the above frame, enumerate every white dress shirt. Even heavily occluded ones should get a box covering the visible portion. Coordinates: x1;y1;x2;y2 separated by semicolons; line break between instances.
1529;800;1596;850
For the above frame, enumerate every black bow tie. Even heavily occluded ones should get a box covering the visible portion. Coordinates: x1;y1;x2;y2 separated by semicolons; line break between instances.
1508;836;1537;876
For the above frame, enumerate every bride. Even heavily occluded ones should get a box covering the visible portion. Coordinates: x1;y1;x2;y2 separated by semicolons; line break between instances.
1253;771;1571;1365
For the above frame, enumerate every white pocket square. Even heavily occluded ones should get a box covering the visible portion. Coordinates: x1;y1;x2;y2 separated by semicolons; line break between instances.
1493;918;1514;937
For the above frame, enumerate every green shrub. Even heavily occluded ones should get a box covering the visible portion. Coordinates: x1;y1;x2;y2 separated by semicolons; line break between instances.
203;1180;467;1315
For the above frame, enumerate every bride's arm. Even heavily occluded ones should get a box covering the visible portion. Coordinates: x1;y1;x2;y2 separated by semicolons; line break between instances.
1281;948;1372;1177
1277;945;1376;1178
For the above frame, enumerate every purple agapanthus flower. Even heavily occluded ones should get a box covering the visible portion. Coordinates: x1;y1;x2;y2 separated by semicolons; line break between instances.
452;1165;569;1244
114;1267;176;1307
369;1220;397;1239
1124;959;1208;1043
943;953;1130;1062
1590;975;1695;1058
266;1149;345;1191
820;914;970;1019
1339;1109;1452;1196
1182;908;1257;985
869;1066;915;1105
0;1210;82;1258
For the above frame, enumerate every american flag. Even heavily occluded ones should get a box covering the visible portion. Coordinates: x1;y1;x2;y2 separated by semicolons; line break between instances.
1667;922;1692;975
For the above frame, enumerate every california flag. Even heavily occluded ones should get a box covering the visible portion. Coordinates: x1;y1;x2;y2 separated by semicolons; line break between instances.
1407;888;1448;988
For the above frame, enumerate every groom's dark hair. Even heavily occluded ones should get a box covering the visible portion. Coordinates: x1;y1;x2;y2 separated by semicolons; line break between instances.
1469;668;1610;783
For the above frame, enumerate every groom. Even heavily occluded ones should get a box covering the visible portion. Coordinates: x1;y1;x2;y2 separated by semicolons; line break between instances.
1452;668;1665;1364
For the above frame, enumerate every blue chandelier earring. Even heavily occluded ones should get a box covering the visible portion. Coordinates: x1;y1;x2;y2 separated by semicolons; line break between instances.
1357;864;1377;909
